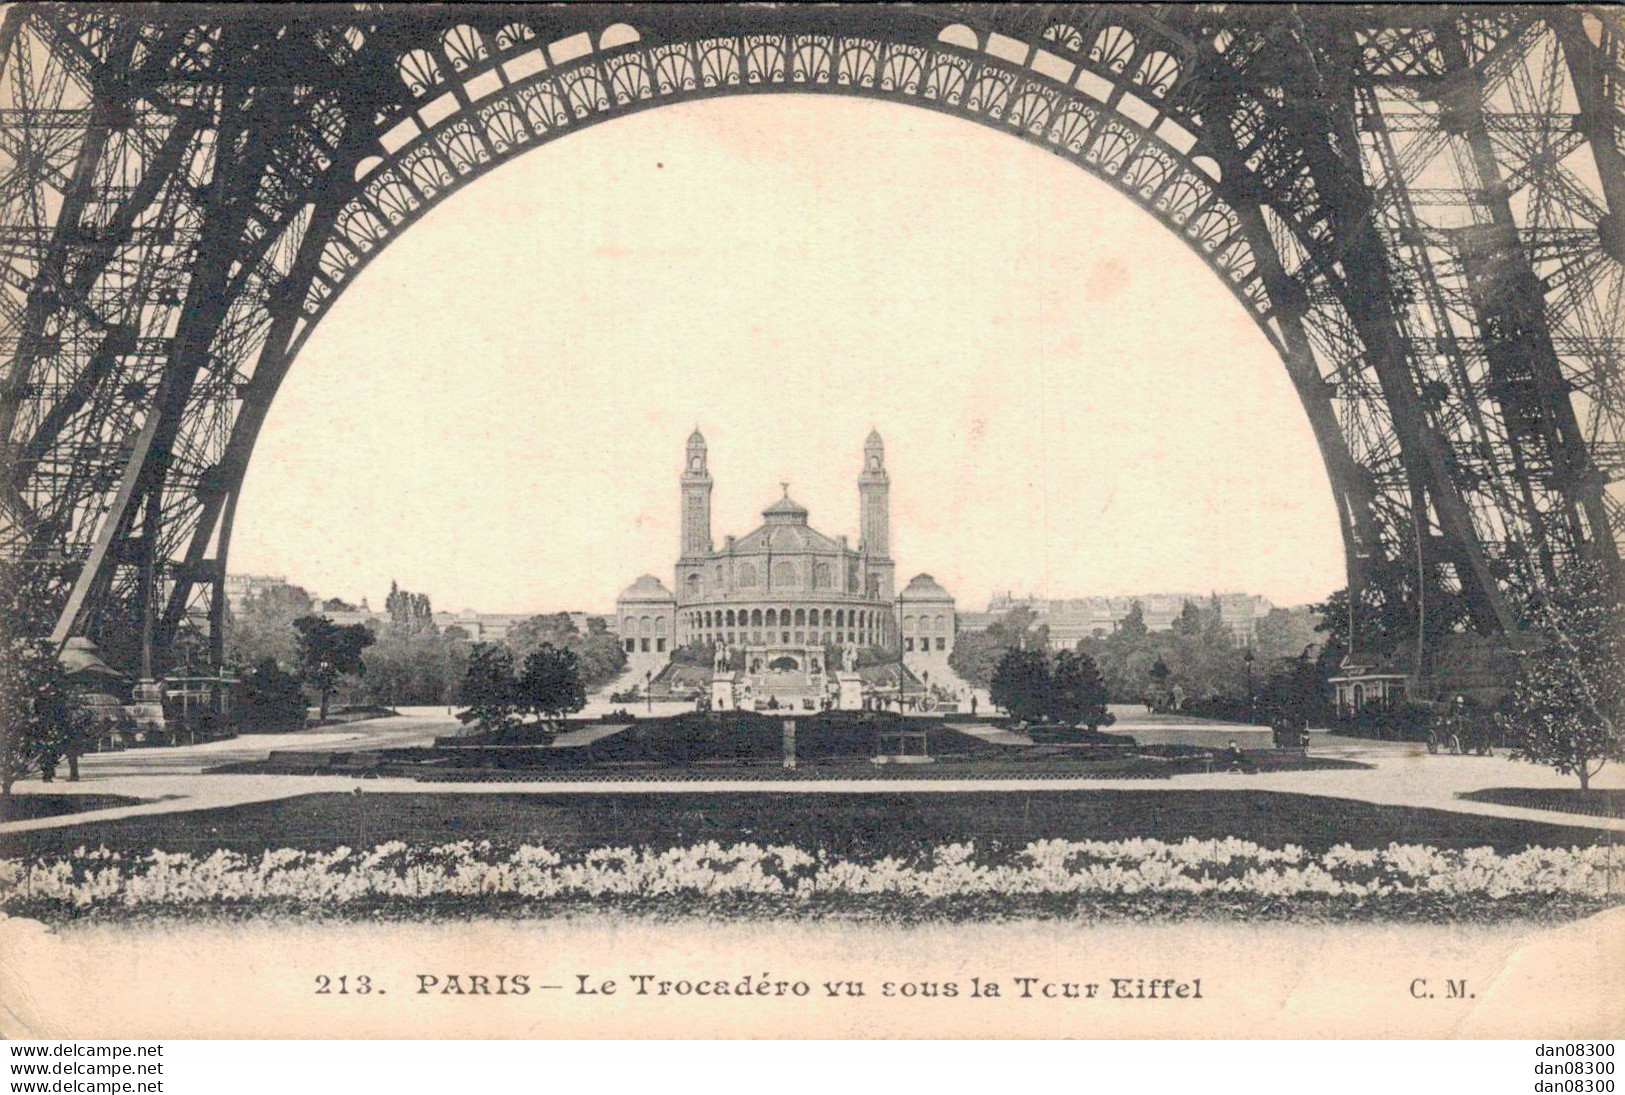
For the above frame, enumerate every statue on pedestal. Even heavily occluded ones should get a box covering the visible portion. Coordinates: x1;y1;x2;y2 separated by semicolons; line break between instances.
713;640;730;673
843;641;860;674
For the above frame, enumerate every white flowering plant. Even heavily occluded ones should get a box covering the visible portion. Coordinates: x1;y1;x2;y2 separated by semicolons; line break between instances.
1;836;1620;923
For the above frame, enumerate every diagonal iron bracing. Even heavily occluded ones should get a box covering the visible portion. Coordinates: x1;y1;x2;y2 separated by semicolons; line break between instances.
0;4;1620;673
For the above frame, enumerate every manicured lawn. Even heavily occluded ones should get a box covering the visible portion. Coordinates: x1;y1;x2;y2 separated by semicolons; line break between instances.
0;790;1608;860
1460;787;1625;819
0;794;144;823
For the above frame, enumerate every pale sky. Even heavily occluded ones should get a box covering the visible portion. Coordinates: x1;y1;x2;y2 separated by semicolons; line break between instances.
230;96;1345;615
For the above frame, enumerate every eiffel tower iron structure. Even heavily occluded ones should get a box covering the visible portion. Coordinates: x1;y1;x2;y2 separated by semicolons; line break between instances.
1;3;1622;674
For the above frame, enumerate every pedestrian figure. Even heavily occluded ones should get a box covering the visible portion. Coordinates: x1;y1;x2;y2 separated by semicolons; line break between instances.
1223;740;1249;773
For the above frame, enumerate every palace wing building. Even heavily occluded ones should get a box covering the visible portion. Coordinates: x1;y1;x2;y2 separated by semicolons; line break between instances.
615;429;955;685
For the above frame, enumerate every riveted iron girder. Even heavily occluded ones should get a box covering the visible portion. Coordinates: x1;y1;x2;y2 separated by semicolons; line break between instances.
1;3;1620;674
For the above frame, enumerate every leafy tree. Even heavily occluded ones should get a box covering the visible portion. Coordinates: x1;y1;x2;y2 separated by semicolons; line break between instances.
947;627;1003;689
853;644;898;669
223;582;315;671
1254;606;1320;663
1083;597;1247;709
1178;595;1248;701
384;580;434;632
1117;601;1149;641
362;624;470;707
577;615;629;687
507;612;626;691
1171;600;1205;638
1505;562;1624;790
1076;601;1154;705
949;605;1048;689
321;597;358;613
506;612;578;657
519;643;586;730
0;563;84;797
677;640;746;671
457;643;523;732
1311;564;1474;677
673;639;713;665
1257;653;1323;728
990;646;1050;722
1148;659;1172;710
236;658;309;733
293;614;374;722
1048;649;1114;730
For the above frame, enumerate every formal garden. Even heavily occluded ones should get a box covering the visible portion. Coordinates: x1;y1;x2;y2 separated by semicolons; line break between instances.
1;562;1620;927
1;789;1618;924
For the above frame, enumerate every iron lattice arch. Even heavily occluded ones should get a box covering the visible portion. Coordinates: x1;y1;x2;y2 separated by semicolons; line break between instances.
1;3;1622;671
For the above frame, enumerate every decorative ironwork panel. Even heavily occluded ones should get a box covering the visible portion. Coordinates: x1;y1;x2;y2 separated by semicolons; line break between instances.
0;3;1619;673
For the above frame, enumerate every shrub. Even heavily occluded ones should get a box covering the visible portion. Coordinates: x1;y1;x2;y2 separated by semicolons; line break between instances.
235;659;307;734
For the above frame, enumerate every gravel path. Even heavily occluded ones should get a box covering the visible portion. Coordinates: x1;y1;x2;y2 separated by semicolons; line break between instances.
3;709;1621;837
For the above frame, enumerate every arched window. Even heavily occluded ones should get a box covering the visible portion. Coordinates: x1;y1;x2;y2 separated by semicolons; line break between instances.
751;609;763;626
686;573;701;596
714;565;724;586
813;563;832;589
774;561;796;588
766;609;777;627
794;608;806;626
738;564;758;587
904;614;916;634
936;614;948;631
835;609;845;627
641;615;652;635
726;609;736;627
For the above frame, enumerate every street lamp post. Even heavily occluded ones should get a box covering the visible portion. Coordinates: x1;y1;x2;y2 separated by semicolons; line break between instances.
645;670;652;714
1243;648;1256;725
896;617;905;715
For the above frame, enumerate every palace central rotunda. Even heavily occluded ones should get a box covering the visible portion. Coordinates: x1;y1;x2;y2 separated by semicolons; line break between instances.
615;429;957;689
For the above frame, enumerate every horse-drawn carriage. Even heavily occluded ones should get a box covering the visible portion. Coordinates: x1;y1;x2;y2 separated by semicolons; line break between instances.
1270;718;1310;754
866;689;938;714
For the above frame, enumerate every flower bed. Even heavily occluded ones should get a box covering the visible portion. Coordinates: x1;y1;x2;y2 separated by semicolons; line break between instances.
3;837;1620;924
